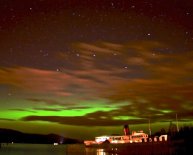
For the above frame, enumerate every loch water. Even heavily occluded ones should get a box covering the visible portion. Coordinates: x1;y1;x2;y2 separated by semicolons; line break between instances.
0;143;100;155
0;142;191;155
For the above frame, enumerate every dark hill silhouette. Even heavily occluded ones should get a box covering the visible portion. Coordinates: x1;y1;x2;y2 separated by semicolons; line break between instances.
0;128;83;144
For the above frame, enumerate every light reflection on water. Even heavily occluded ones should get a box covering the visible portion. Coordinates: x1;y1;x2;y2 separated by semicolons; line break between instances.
0;143;107;155
96;148;106;155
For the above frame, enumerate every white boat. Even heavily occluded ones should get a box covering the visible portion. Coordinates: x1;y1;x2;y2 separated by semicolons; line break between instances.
84;123;168;147
84;130;149;146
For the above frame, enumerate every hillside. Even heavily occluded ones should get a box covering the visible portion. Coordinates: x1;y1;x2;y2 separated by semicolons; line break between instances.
0;128;83;144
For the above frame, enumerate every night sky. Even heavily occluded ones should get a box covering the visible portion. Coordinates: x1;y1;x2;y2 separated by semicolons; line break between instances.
0;0;193;140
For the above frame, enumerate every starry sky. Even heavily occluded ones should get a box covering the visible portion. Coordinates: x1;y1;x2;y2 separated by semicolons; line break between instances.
0;0;193;140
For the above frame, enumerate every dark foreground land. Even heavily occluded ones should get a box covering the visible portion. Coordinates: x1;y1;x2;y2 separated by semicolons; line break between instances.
98;140;192;155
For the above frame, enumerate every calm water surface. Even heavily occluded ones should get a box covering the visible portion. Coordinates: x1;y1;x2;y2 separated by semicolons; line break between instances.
1;142;189;155
0;143;107;155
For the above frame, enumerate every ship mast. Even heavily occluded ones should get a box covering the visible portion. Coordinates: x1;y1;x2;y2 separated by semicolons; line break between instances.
176;113;179;132
148;119;151;136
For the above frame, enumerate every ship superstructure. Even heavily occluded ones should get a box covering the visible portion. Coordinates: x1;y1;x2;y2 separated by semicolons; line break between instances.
84;125;167;146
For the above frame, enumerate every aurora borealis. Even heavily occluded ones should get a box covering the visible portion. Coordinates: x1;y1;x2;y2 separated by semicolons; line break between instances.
0;0;193;139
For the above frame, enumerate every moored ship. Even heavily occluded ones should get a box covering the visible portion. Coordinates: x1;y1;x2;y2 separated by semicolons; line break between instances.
84;125;167;147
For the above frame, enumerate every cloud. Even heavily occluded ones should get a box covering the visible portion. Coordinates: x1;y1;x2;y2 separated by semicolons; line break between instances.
9;108;37;113
0;67;72;95
65;41;193;121
20;108;193;127
0;67;105;98
1;40;193;125
21;111;147;126
0;118;15;121
32;107;63;112
27;98;66;106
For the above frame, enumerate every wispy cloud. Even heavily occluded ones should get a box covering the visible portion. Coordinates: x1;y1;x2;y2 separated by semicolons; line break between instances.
0;118;15;121
1;40;193;125
21;109;193;126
